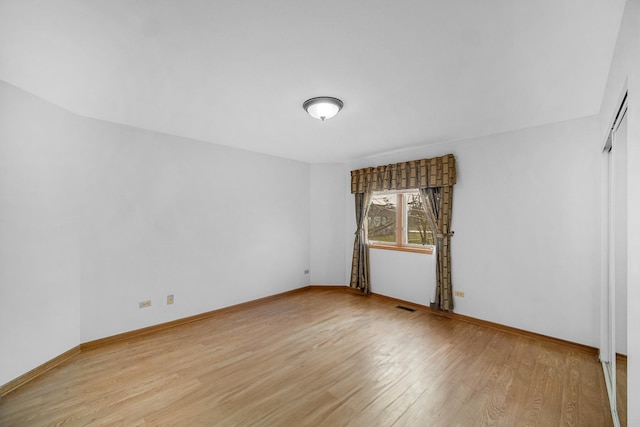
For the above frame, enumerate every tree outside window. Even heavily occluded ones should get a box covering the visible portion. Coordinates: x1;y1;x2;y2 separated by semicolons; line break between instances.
367;190;434;252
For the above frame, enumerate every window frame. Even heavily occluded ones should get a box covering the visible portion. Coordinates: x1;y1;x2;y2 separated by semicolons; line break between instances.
366;190;434;255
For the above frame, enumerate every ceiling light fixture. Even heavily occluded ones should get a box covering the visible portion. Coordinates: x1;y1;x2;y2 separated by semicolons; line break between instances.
303;97;344;121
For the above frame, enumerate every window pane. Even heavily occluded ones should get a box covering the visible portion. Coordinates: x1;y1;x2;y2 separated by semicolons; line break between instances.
406;192;434;246
367;194;397;243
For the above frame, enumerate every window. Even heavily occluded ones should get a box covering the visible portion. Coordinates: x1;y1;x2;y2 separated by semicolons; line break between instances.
367;190;434;254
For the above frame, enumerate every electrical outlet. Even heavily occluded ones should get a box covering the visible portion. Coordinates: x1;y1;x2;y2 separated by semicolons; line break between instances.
304;269;309;275
139;300;151;308
454;291;465;298
167;295;174;305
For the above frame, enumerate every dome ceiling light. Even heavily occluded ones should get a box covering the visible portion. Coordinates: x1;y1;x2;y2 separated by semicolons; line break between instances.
303;97;344;121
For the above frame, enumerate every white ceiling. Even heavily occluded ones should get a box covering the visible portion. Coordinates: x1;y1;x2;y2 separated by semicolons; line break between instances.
0;0;626;163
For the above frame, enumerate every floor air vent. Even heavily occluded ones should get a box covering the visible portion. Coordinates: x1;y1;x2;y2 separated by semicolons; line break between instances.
396;305;416;312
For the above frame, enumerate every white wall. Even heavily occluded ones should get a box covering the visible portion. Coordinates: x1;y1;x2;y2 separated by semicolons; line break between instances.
370;248;435;306
598;0;639;424
0;80;311;384
0;82;83;386
310;163;347;285
346;116;601;347
77;119;311;343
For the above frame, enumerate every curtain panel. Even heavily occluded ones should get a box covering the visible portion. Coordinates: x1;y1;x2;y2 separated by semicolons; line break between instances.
419;187;455;311
349;192;373;294
349;153;456;310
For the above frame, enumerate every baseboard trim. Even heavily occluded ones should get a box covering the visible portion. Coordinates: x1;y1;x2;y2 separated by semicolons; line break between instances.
368;292;598;356
81;286;309;351
307;284;363;294
0;345;81;398
307;284;348;290
1;285;598;397
306;287;597;355
1;287;310;397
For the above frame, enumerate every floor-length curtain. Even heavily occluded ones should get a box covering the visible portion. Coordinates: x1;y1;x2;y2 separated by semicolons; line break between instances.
350;191;373;294
350;154;456;302
419;187;454;311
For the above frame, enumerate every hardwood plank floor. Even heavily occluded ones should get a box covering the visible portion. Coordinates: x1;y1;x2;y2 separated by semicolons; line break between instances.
0;288;613;426
617;355;627;427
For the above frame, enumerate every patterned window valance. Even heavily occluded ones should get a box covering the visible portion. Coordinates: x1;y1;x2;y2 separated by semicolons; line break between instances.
350;154;456;194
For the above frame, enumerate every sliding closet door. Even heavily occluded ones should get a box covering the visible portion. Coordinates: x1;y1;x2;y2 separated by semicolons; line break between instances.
602;96;627;426
613;105;628;425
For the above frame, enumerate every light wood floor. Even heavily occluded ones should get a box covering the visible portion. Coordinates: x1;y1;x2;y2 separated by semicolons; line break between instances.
0;288;613;426
617;355;627;427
